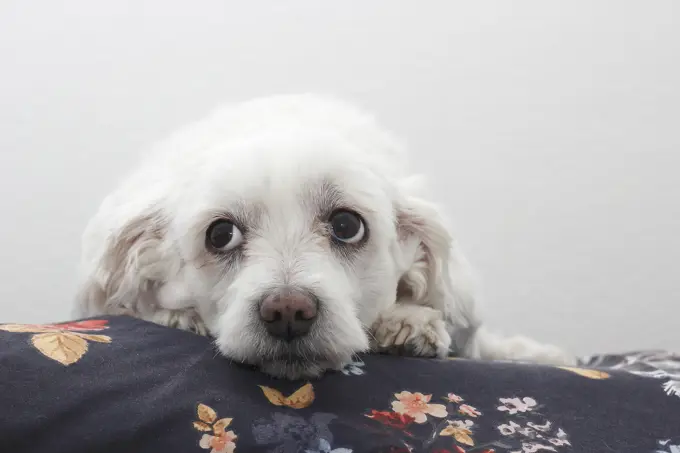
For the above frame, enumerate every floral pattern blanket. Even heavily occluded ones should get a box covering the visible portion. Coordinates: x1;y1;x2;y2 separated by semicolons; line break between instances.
0;316;678;453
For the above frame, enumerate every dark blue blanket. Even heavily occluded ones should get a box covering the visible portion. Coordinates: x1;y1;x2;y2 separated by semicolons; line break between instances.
0;316;678;453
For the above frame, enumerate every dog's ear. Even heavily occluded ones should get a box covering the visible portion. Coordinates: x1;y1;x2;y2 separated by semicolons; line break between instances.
394;196;575;364
395;194;479;341
75;210;172;318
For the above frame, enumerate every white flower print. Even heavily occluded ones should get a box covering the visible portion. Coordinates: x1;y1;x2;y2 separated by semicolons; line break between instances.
450;419;474;429
498;422;518;436
527;421;552;432
497;397;538;414
655;439;680;453
498;421;552;440
521;443;557;452
517;425;536;437
663;380;680;398
582;351;680;399
548;428;570;446
305;438;353;453
492;397;570;453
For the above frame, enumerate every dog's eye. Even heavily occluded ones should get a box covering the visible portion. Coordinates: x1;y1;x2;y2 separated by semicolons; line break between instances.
329;210;366;244
206;220;243;251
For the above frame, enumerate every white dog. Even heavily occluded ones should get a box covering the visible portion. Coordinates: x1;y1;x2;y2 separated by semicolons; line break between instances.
74;94;575;378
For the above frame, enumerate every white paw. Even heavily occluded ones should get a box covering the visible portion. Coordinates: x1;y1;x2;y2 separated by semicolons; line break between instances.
371;304;451;358
495;335;577;366
150;308;208;336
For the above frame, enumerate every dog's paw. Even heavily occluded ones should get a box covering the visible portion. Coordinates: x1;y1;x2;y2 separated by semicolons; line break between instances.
371;304;451;358
150;308;208;336
493;335;577;366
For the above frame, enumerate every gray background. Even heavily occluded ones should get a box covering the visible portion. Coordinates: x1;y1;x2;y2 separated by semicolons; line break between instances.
0;1;678;355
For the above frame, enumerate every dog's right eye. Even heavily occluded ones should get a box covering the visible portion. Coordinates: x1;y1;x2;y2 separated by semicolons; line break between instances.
206;220;243;251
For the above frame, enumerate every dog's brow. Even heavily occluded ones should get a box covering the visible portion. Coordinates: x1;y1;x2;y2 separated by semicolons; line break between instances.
304;178;345;218
205;200;263;230
231;200;261;226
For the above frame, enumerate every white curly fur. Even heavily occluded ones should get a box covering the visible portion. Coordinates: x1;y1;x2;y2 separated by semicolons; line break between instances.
74;94;575;379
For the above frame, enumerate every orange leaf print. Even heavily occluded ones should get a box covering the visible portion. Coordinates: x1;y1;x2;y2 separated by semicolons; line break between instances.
259;386;288;406
49;320;109;331
0;324;53;333
73;333;112;343
558;366;610;379
197;403;218;424
259;383;315;409
455;431;474;446
193;421;212;432
440;421;475;446
213;418;233;435
0;319;111;365
31;332;88;365
285;383;315;408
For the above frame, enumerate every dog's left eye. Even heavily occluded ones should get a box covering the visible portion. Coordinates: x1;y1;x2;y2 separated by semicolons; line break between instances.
206;220;244;251
329;210;366;244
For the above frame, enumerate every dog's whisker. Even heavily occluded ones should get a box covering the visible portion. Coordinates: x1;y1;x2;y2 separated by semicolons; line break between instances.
363;326;378;344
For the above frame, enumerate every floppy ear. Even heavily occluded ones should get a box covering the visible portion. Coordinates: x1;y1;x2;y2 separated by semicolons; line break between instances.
395;194;481;352
394;195;576;365
75;210;172;319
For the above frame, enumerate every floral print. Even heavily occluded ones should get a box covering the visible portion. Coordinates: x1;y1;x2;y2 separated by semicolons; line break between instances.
259;383;315;409
655;439;680;453
2;316;676;453
391;391;448;423
358;389;574;453
582;350;680;398
200;432;237;453
365;389;464;451
516;443;557;452
366;410;416;429
445;393;464;404
181;364;678;453
305;438;352;453
0;319;111;365
458;404;481;418
497;397;537;415
252;412;338;453
439;420;475;445
493;397;570;453
556;366;610;379
193;404;237;453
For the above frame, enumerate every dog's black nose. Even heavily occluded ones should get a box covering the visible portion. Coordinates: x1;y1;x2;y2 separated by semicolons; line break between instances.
259;289;318;341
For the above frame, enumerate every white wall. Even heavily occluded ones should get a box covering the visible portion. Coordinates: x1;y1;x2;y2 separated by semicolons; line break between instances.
0;1;678;355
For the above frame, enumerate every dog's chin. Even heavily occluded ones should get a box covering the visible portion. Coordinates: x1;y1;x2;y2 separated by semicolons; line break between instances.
257;356;340;380
251;342;356;379
219;336;364;380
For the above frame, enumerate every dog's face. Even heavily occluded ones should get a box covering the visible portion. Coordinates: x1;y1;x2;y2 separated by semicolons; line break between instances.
164;136;407;378
79;96;462;380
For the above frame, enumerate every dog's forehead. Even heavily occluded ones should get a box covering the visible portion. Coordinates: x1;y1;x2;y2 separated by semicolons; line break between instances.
192;136;390;211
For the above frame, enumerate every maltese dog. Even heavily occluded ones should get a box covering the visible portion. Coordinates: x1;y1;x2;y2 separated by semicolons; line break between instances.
75;94;575;378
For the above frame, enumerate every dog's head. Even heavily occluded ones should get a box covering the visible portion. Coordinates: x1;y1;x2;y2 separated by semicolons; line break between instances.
78;96;471;378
